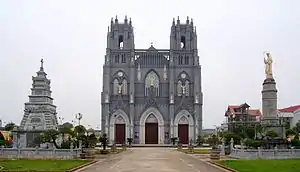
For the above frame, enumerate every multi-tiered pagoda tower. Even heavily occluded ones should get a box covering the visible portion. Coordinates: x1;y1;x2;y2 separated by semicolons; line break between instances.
19;59;58;131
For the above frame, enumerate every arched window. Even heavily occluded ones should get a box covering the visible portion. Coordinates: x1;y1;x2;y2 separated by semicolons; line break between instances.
122;79;128;95
177;80;182;96
113;79;119;95
185;80;190;96
145;71;159;96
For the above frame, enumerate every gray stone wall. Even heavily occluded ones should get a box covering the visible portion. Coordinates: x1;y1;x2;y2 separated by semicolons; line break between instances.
230;148;300;160
101;16;203;143
0;148;81;159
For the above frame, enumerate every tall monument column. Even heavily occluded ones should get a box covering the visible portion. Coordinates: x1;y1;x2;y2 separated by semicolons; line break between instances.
261;52;285;138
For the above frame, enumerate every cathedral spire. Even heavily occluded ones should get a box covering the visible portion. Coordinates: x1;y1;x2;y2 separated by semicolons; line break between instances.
124;15;128;24
40;58;44;71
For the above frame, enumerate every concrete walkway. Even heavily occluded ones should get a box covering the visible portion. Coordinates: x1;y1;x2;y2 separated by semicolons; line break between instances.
78;148;229;172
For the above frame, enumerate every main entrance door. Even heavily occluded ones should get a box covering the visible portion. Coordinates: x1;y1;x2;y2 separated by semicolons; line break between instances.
178;124;189;144
115;124;125;144
145;123;158;144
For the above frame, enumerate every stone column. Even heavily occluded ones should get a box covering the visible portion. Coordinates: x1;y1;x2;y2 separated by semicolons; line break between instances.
221;138;225;156
129;50;135;140
12;127;18;148
169;50;175;138
230;138;234;152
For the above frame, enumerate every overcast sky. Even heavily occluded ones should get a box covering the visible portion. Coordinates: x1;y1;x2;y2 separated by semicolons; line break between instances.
1;0;299;129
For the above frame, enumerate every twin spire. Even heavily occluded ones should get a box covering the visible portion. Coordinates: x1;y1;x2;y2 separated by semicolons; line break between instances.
172;16;193;26
111;15;132;25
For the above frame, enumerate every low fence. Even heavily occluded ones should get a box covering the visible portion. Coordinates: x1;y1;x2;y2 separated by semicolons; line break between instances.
0;147;81;159
230;147;300;159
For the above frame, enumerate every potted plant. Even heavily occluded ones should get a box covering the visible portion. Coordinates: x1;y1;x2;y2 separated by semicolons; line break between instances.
127;138;133;147
170;137;177;147
99;133;109;154
209;135;221;160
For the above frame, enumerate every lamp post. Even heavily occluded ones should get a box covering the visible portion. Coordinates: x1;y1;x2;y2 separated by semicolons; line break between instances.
75;113;83;126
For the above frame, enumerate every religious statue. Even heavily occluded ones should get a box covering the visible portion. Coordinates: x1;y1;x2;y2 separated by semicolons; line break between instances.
195;92;199;104
104;92;109;103
163;65;167;80
130;92;134;103
264;52;273;79
117;84;122;94
137;63;141;81
181;84;186;94
170;92;174;104
149;76;155;87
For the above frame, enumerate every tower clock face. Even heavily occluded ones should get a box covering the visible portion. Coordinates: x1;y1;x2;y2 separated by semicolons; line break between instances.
181;73;186;79
118;71;123;77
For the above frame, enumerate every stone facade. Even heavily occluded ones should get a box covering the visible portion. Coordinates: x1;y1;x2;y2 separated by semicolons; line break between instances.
19;59;58;131
230;148;300;160
0;147;80;159
101;16;203;144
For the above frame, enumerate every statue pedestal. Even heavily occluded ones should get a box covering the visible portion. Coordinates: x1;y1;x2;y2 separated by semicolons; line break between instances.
261;77;285;138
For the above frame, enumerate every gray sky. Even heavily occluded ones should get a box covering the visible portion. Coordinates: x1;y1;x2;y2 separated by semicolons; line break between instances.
1;0;300;129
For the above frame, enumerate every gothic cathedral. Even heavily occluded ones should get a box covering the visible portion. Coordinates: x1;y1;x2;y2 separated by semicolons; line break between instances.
101;16;203;144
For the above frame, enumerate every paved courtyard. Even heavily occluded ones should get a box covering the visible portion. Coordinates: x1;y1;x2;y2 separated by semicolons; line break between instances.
78;148;228;172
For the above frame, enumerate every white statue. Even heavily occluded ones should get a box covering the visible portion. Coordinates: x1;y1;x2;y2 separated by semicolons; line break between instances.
130;93;134;103
137;63;141;81
117;84;122;94
195;92;199;104
170;93;174;104
181;84;186;94
163;65;167;80
264;52;273;79
104;92;109;103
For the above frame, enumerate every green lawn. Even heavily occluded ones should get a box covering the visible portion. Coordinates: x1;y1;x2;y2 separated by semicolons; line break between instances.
219;160;300;172
0;159;91;171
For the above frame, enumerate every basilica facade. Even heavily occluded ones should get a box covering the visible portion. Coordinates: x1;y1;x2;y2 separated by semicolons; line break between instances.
101;16;203;144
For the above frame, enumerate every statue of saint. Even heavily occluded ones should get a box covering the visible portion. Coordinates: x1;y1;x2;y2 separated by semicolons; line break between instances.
117;84;122;94
264;52;273;79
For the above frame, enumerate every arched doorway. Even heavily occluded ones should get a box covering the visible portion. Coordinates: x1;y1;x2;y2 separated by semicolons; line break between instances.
178;116;189;144
139;107;164;144
109;110;130;144
174;110;195;144
145;114;158;144
115;116;126;144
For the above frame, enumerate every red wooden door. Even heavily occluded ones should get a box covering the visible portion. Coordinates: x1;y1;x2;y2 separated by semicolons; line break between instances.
145;123;158;144
115;124;125;144
178;124;189;144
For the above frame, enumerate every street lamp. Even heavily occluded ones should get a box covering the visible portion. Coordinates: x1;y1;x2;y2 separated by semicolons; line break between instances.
75;113;83;126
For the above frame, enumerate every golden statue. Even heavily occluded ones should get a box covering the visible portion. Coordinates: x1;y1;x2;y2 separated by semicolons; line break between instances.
264;52;273;79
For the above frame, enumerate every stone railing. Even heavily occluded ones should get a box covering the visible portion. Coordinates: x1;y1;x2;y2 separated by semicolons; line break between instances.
230;147;300;159
0;147;81;159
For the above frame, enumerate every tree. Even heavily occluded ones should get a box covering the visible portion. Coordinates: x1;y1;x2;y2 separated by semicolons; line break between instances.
207;134;219;149
42;129;60;148
266;130;278;139
196;135;204;146
59;123;74;141
286;129;297;136
293;121;300;133
4;122;16;131
87;134;98;148
99;133;108;150
255;124;267;140
221;131;241;145
74;125;86;136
